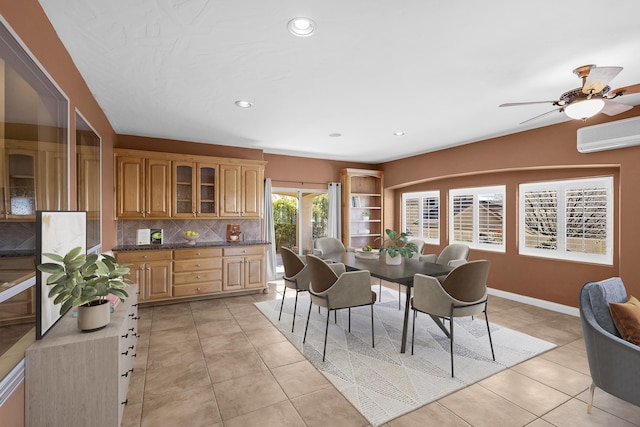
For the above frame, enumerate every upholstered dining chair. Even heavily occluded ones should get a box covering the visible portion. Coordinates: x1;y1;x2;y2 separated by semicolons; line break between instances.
303;254;376;361
419;243;470;282
580;278;640;413
313;237;352;259
279;247;311;332
410;260;494;377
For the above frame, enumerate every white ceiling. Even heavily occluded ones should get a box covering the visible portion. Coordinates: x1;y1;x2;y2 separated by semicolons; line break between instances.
39;0;640;163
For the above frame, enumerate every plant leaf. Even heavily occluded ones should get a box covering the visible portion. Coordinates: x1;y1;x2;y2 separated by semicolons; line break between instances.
37;263;64;274
63;246;84;264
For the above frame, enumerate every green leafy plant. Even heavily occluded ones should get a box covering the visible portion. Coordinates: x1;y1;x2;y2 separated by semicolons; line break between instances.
37;246;132;315
377;229;419;258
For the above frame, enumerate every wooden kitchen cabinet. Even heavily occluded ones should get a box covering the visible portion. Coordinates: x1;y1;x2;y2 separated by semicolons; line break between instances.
173;247;222;297
222;246;266;291
219;163;263;218
115;155;171;219
172;161;217;218
116;250;172;301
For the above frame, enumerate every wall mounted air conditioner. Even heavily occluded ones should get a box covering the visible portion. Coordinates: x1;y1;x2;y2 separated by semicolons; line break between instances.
577;115;640;153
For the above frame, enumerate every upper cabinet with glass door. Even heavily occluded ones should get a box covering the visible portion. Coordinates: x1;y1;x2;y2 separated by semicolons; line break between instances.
172;162;217;218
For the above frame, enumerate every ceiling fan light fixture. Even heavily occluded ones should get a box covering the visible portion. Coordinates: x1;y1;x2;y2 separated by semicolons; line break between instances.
564;99;605;120
288;17;316;37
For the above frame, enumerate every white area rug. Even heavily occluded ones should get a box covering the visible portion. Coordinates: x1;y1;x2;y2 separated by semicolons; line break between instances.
255;283;556;426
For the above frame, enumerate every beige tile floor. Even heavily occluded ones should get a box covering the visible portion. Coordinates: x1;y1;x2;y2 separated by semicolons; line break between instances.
121;281;640;427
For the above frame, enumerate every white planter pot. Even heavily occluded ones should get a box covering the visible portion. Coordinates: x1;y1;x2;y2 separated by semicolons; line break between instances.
385;253;402;265
77;300;111;332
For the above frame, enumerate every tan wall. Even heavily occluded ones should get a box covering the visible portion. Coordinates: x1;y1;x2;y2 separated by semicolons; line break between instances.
381;109;640;307
264;153;375;190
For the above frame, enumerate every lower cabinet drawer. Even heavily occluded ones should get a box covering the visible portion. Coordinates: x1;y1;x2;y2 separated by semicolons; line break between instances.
173;258;222;272
173;269;222;285
173;282;222;297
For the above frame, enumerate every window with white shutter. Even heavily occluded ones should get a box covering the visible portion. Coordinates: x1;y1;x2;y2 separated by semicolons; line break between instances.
449;186;505;252
519;177;613;264
401;191;439;244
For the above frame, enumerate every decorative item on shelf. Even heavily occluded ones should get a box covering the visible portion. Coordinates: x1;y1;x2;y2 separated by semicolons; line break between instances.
361;211;370;220
37;247;131;332
183;230;199;245
376;229;419;265
226;223;241;243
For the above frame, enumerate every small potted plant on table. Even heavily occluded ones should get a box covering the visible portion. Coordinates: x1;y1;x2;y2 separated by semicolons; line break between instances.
38;246;132;331
377;229;419;265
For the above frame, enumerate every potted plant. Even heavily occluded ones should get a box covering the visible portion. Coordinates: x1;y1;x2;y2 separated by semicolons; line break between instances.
377;229;419;265
37;246;132;331
361;211;370;220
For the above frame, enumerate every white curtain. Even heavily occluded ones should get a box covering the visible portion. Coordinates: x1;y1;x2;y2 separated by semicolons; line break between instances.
327;182;341;240
262;178;276;281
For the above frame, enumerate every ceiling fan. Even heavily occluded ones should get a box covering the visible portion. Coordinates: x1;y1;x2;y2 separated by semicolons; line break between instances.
500;64;640;124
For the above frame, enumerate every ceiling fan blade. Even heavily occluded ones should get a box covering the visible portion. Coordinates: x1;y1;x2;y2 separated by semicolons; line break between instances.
582;66;623;94
499;101;558;107
519;107;562;125
601;99;634;116
608;83;640;98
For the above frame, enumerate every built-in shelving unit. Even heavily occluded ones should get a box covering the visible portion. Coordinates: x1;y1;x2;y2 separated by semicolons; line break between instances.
340;168;384;250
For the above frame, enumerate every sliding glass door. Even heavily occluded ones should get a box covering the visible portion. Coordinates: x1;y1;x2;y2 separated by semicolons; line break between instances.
272;189;328;272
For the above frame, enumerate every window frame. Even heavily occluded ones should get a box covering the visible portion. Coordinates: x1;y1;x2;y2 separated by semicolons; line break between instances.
449;185;506;252
401;190;440;245
518;176;613;265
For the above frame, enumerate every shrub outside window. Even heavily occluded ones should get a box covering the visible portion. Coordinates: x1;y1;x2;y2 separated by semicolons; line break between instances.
519;177;613;265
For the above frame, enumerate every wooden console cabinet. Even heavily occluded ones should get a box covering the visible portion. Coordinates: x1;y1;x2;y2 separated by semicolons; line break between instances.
115;244;267;304
25;284;139;427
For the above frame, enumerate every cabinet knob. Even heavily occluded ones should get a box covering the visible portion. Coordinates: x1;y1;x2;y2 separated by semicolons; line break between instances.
197;252;201;256
143;255;148;259
197;287;201;292
196;275;201;279
196;263;201;267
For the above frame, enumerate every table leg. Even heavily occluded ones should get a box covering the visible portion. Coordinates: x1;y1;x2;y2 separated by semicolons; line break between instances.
400;284;411;353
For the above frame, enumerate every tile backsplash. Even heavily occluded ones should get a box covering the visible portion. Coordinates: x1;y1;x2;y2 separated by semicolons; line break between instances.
116;219;261;246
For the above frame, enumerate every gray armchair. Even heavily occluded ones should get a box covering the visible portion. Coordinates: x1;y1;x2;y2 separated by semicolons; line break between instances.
313;237;352;260
410;260;494;377
579;278;640;413
303;254;376;361
279;247;311;332
419;243;469;267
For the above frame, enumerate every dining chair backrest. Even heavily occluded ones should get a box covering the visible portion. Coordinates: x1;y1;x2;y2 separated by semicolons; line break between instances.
437;244;470;266
441;260;490;302
407;239;425;257
306;254;339;293
314;237;346;257
280;247;305;278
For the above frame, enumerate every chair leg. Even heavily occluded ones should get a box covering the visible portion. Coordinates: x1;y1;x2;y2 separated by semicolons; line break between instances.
291;290;300;333
303;301;313;343
323;309;331;362
411;309;417;355
398;286;401;310
278;286;287;321
371;304;375;348
379;279;382;302
484;306;495;361
587;382;596;414
348;307;351;332
450;316;455;377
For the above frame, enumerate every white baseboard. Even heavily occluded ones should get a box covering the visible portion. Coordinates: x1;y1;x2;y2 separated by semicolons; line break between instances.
488;287;580;317
0;359;24;407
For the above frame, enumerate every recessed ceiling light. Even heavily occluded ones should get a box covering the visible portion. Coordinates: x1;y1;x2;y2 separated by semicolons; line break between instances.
234;100;252;108
288;17;316;37
329;133;342;137
394;131;405;136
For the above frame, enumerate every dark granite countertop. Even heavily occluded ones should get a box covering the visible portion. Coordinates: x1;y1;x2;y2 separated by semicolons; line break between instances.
111;240;271;252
